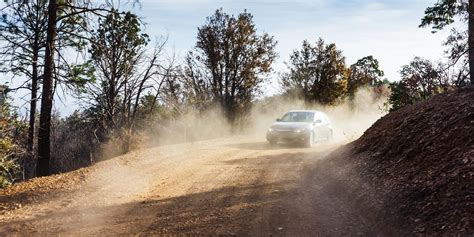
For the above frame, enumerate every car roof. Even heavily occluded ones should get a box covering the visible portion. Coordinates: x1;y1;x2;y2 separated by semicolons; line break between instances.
286;110;329;118
287;110;321;113
282;110;330;122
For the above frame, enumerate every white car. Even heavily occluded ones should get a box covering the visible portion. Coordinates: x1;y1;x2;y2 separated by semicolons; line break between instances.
266;110;333;147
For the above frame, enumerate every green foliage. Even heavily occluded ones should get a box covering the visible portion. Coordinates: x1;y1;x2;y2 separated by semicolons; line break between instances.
420;0;467;32
350;56;384;84
90;10;149;63
65;61;96;92
419;0;471;86
280;38;346;105
0;0;48;77
137;94;171;118
387;81;413;112
0;98;25;188
400;57;441;98
347;55;385;99
280;39;388;106
86;9;149;133
129;93;180;133
184;8;277;122
387;57;443;111
0;138;20;188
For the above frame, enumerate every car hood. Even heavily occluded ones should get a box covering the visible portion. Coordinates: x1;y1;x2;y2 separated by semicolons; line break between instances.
270;122;312;130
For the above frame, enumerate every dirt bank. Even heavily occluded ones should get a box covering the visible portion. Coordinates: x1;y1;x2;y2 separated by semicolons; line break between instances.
324;89;474;235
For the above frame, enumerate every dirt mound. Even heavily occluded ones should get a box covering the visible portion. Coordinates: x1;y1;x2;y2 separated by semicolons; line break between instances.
326;89;473;235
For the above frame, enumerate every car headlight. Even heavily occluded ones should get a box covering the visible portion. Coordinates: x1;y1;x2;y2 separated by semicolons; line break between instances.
294;128;308;133
268;128;274;132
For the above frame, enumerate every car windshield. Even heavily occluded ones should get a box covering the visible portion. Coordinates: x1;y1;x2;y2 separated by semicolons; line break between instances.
280;112;314;122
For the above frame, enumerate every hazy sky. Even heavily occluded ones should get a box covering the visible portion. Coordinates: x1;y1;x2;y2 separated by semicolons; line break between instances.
3;0;452;115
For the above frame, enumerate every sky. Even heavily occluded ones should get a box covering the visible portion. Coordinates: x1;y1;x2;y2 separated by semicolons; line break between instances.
3;0;451;115
134;0;450;92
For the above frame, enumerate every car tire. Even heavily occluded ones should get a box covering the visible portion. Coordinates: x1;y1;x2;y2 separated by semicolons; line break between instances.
269;140;277;146
326;129;333;141
305;132;314;148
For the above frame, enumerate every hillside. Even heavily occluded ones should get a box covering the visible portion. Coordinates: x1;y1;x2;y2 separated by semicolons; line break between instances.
322;88;473;235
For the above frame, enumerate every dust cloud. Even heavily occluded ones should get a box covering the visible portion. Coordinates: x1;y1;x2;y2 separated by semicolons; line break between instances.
144;88;387;146
146;107;233;145
246;88;387;142
87;88;386;205
51;88;387;233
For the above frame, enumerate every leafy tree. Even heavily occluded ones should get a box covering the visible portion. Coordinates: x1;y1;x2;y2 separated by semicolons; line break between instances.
387;81;413;112
136;93;167;120
281;38;346;105
0;0;48;159
420;0;473;85
37;0;114;176
388;57;442;111
347;55;384;99
184;9;277;123
401;57;441;98
0;0;92;166
87;10;148;129
133;92;175;132
83;10;165;151
0;138;20;188
0;92;27;187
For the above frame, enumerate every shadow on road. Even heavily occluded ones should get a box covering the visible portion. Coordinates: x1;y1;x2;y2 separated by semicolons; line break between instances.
0;182;288;236
220;151;327;166
0;149;399;236
227;141;308;150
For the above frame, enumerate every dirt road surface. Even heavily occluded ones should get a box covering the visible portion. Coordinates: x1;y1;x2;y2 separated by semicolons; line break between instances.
0;136;383;236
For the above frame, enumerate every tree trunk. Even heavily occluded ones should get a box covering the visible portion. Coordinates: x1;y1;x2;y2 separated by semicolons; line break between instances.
469;0;474;85
36;0;57;177
28;50;38;158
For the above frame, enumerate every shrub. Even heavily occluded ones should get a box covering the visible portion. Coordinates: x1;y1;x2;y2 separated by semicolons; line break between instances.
0;138;20;188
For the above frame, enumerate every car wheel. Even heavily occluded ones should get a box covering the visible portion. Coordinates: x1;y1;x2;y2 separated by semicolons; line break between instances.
326;129;333;141
269;140;277;146
305;132;314;148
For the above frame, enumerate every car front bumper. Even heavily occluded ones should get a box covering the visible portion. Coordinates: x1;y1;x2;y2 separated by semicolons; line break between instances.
266;130;310;143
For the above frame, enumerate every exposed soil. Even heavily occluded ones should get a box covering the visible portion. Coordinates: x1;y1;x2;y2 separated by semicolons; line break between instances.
0;137;396;236
0;90;471;236
323;88;474;235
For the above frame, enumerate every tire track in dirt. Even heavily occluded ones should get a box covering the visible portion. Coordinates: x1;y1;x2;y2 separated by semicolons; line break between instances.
1;136;353;236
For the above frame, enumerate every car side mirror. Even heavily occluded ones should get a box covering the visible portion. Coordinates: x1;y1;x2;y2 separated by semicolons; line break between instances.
276;118;282;122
